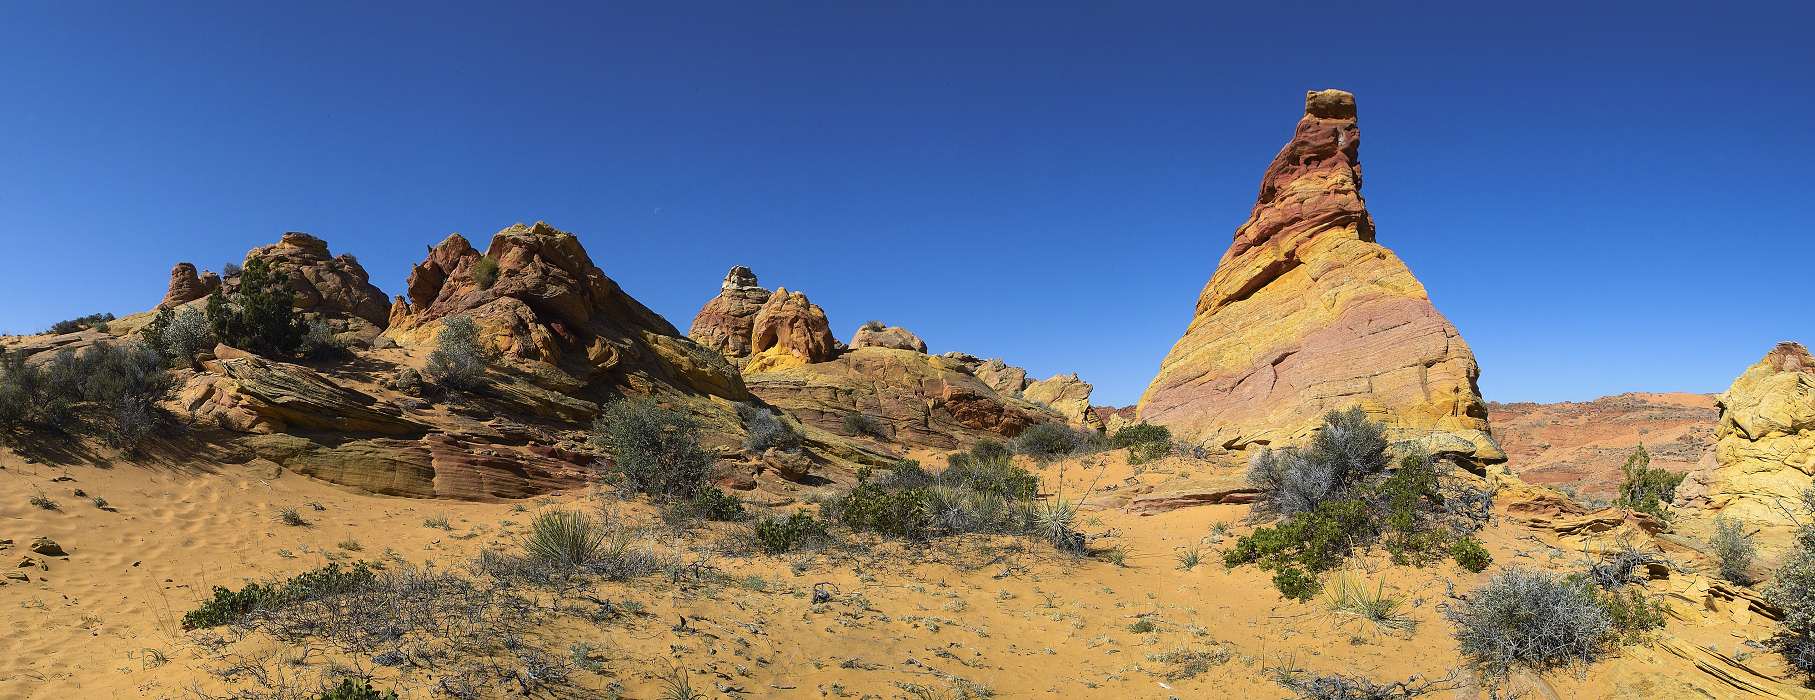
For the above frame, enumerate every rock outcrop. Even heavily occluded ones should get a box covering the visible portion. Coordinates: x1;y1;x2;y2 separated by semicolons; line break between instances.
1024;373;1103;430
745;287;836;373
239;232;389;328
1679;342;1815;522
849;322;927;353
689;266;771;361
744;347;1062;450
1490;393;1716;501
159;263;220;309
385;222;749;404
1137;89;1499;460
175;352;426;435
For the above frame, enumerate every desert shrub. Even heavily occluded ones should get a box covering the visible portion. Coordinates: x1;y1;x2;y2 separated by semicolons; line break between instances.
298;319;349;360
590;397;713;501
317;679;397;700
1272;668;1456;699
0;341;172;449
1597;586;1667;640
860;319;885;332
739;403;803;452
1447;568;1613;677
829;483;934;539
1324;571;1415;635
141;307;213;367
1450;537;1492;573
753;511;830;554
524;510;607;567
45;312;114;335
471;256;500;290
667;488;747;522
1248;408;1389;517
1013;422;1085;460
1710;515;1756;584
1767;489;1815;683
842;411;888;439
1584;537;1666;590
1613;445;1685;518
183;562;378;629
826;453;1042;542
1111;423;1173;464
425;315;487;389
206;257;304;357
969;439;1011;462
222;262;242;278
1272;567;1321;601
1224;497;1372;585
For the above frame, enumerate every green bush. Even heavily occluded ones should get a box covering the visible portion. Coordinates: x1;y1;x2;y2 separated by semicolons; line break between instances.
1110;423;1172;464
141;307;213;367
207;257;303;357
317;679;397;700
1613;446;1685;518
425;315;487;389
830;482;934;539
969;439;1011;462
46;312;114;335
1767;489;1815;683
1013;422;1085;460
842;411;888;439
753;511;829;554
0;341;172;449
182;562;377;629
298;319;349;361
739;403;803;452
1710;516;1756;585
471;256;500;290
1272;567;1321;601
524;510;607;567
670;488;746;522
591;397;714;501
1451;537;1492;573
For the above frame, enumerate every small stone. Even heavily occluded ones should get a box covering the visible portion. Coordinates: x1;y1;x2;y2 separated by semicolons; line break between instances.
5;571;27;582
28;537;65;557
17;556;36;568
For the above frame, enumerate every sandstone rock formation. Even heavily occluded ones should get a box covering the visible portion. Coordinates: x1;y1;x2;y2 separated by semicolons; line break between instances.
849;322;927;353
1137;89;1499;460
744;347;1062;450
385;222;749;404
1679;342;1815;522
689;266;770;361
159;262;220;309
239;232;389;328
745;287;836;373
1024;373;1103;430
175;353;426;435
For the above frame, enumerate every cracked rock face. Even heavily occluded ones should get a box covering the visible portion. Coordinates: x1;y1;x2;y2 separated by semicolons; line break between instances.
1678;342;1815;523
1137;89;1499;460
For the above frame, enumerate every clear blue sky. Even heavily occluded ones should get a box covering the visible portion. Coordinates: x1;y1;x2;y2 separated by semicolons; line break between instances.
2;2;1810;406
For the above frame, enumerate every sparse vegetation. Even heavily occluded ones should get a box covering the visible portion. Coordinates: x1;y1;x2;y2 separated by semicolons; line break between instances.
0;340;173;450
1224;409;1493;599
1449;536;1492;573
182;562;378;629
470;256;500;290
278;507;308;527
1271;667;1456;699
140;306;213;367
591;397;714;501
1711;515;1757;585
316;678;398;700
753;510;830;554
207;257;304;357
665;487;747;522
739;402;804;452
1613;445;1686;518
1766;489;1815;684
523;510;607;568
1012;422;1091;460
842;411;889;439
1324;571;1415;635
45;312;115;335
1110;422;1172;464
1446;568;1613;677
1175;545;1203;571
298;318;349;360
424;315;487;389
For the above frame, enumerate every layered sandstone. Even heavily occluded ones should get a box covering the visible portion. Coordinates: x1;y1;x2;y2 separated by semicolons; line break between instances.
745;287;836;373
385;222;749;403
744;347;1062;450
849;322;927;353
1137;89;1499;460
1679;342;1815;522
689;266;771;361
239;232;390;328
1024;373;1104;430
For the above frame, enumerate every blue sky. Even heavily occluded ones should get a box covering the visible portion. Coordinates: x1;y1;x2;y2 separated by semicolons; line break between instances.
2;2;1810;406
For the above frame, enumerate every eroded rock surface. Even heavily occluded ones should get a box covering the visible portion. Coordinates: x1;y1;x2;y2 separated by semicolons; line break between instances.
159;263;220;309
745;287;836;372
689;265;771;361
1024;373;1102;430
849;322;927;353
1679;342;1815;522
239;232;390;328
1137;89;1498;460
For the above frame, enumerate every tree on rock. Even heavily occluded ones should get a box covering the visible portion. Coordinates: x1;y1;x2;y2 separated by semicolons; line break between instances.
206;257;303;358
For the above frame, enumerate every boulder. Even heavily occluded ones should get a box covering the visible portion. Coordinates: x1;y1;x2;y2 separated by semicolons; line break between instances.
384;222;750;403
236;232;390;327
689;265;771;361
1678;342;1815;523
747;287;836;371
28;537;65;557
1024;373;1104;430
159;262;220;309
850;322;927;353
744;346;1063;450
971;359;1029;397
1137;89;1500;461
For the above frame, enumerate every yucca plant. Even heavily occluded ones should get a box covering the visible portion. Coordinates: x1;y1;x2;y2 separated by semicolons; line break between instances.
524;509;607;567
